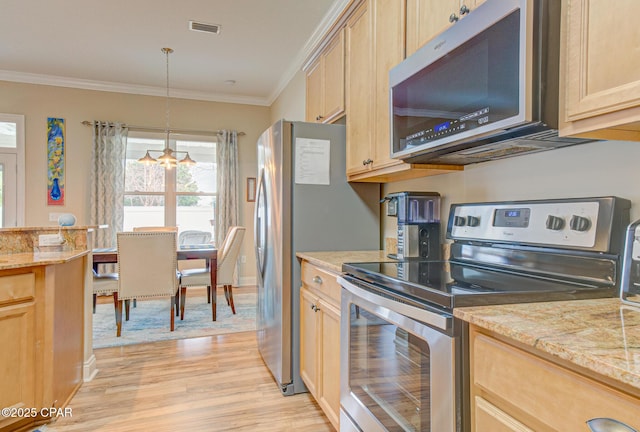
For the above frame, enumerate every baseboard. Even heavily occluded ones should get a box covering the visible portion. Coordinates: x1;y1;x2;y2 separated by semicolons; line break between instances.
238;276;256;287
83;354;98;382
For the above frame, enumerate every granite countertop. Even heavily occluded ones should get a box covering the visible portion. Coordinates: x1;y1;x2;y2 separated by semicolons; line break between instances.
455;298;640;394
296;250;393;273
0;249;89;271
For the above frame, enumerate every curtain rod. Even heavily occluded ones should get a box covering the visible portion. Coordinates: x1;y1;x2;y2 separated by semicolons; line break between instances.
81;120;245;137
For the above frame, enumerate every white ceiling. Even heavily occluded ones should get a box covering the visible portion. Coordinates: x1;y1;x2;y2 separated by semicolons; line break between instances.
0;0;348;106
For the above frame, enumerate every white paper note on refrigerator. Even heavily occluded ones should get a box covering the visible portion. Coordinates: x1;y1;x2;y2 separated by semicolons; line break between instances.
295;137;330;185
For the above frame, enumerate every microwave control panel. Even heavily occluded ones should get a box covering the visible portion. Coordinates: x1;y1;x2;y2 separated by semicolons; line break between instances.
448;201;601;249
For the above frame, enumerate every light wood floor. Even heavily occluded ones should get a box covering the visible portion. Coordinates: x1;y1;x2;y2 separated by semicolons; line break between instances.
45;310;334;431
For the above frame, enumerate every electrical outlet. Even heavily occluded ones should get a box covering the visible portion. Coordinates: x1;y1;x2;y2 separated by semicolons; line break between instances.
240;255;246;264
49;212;62;222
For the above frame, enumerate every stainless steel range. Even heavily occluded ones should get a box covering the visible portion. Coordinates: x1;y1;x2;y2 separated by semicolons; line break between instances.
338;196;631;432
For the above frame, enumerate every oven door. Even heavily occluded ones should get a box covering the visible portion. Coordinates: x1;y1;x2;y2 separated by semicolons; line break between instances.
338;276;464;432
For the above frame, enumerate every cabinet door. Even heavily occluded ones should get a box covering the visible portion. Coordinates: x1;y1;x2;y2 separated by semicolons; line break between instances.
345;0;374;176
564;0;640;123
322;28;345;123
305;59;323;123
372;0;405;170
318;298;341;429
406;0;459;56
0;303;36;430
299;287;319;397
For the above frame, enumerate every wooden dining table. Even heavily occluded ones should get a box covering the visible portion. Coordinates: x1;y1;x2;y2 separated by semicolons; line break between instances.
92;245;219;320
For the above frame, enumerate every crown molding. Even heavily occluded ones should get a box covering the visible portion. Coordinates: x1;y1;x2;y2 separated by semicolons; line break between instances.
267;0;351;105
0;69;270;106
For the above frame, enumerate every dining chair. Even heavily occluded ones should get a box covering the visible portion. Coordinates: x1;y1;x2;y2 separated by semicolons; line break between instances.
92;270;118;314
178;230;212;245
133;226;178;232
179;226;245;317
115;231;181;337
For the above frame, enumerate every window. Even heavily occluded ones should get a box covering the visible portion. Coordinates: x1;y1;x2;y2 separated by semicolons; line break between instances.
0;114;25;227
124;132;216;238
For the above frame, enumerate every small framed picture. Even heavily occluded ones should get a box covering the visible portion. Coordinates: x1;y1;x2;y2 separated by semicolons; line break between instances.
247;177;256;202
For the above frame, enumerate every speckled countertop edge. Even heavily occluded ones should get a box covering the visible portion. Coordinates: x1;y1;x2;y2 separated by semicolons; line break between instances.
296;250;392;273
0;250;89;270
455;298;640;393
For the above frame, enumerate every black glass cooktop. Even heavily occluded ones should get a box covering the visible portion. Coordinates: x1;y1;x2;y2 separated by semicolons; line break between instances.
342;260;616;310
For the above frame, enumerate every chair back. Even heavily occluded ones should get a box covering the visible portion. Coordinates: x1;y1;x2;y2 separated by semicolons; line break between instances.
217;226;246;285
117;231;178;300
133;226;178;232
179;230;212;245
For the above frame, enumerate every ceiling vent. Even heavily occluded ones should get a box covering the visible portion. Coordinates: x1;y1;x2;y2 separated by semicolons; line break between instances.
189;20;222;35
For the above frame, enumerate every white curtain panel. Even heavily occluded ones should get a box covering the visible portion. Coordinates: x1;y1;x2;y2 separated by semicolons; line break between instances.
215;130;239;286
89;121;127;249
215;130;239;247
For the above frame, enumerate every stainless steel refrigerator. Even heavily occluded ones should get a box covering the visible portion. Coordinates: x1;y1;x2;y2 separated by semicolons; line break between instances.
254;119;380;395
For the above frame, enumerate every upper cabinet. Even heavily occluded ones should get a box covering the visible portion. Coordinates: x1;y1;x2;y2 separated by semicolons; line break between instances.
305;0;464;182
406;0;486;56
345;0;462;182
560;0;640;140
305;29;345;124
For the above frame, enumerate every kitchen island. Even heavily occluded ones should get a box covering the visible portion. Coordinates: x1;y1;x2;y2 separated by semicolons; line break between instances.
0;227;91;432
455;298;640;431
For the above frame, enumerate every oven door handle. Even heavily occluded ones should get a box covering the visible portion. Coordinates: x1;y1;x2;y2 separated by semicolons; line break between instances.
338;276;453;333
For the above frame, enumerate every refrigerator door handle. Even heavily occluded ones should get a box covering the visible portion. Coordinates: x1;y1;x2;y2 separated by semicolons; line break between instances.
254;169;268;283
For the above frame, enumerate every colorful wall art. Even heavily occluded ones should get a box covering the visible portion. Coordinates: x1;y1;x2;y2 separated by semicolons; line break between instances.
47;117;65;205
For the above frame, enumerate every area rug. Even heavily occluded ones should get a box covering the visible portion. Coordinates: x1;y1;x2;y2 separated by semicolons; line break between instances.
93;288;256;348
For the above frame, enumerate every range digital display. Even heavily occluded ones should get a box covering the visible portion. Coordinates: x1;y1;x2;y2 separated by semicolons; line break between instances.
494;208;530;228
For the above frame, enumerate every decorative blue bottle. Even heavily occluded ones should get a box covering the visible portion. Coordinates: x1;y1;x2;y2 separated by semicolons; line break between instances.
50;178;61;201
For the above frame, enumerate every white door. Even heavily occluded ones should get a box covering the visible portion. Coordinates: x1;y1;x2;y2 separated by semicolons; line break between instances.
0;153;17;227
0;114;25;227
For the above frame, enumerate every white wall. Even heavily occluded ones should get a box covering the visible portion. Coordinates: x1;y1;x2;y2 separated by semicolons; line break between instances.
382;139;640;245
270;70;306;124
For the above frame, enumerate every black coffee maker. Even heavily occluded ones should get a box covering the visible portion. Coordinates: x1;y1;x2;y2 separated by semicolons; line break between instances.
383;191;441;260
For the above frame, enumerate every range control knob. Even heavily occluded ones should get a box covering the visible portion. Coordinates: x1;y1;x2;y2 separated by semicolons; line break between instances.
466;216;480;227
545;215;565;231
454;216;466;226
570;215;591;232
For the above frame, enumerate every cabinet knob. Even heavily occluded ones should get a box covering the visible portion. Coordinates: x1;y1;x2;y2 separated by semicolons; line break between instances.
460;4;470;15
449;13;459;23
312;276;323;285
362;158;373;166
318;115;324;120
310;304;320;312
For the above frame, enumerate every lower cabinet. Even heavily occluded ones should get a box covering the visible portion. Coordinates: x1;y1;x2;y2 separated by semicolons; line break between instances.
299;261;341;431
0;272;37;431
469;325;640;432
0;259;86;431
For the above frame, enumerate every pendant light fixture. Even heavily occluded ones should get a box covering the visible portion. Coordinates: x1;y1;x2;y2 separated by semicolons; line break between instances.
138;48;196;169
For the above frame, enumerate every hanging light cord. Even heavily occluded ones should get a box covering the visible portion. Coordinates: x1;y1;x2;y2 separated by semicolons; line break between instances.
163;47;173;146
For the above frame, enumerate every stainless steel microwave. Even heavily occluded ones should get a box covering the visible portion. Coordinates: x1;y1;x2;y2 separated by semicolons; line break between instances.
389;0;593;165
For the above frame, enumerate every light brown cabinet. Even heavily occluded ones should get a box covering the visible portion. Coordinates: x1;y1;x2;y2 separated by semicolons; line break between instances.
469;325;640;432
305;29;345;124
0;258;86;431
560;0;640;140
345;0;463;182
406;0;486;56
0;273;37;432
299;261;341;430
